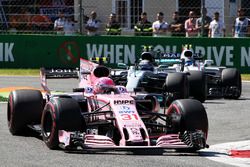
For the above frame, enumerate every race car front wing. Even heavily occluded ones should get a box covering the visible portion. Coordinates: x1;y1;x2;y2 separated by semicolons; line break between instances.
58;130;208;151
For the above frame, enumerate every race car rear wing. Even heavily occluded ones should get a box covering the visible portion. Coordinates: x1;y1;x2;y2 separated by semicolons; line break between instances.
155;58;182;64
40;68;79;79
154;53;182;65
40;67;79;94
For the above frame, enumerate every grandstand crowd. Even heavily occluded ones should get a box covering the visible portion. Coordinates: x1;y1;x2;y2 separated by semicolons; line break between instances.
1;1;250;37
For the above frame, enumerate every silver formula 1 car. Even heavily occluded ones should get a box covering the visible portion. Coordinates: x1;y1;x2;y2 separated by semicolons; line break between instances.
165;45;242;99
7;58;209;153
111;48;206;103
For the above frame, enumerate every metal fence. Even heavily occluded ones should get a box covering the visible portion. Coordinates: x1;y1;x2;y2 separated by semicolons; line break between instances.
0;0;249;37
0;0;76;34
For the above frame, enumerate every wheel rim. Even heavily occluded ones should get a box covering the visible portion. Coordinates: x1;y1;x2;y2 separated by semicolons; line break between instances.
42;110;53;138
167;104;181;133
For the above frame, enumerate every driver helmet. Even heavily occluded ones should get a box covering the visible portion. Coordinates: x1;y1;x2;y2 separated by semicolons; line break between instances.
181;49;193;66
94;77;115;94
139;60;154;71
141;51;154;62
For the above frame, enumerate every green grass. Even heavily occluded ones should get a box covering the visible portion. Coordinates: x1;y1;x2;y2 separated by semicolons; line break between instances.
0;69;40;76
242;74;250;81
0;69;250;80
0;96;8;102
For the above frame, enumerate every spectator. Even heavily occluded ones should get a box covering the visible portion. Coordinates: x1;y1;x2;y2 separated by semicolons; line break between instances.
64;15;79;35
169;11;185;37
232;8;250;38
85;11;100;36
152;12;168;37
196;8;212;37
185;11;198;37
134;12;153;36
208;12;225;38
8;14;19;33
83;15;89;24
31;14;52;32
19;8;32;31
54;11;66;35
105;13;121;35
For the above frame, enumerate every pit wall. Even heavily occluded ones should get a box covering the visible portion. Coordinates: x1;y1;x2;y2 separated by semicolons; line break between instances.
0;34;250;73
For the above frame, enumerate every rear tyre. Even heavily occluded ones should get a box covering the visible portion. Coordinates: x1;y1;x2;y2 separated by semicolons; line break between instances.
7;90;43;135
188;71;207;103
165;73;189;100
221;68;242;99
167;99;208;150
41;97;85;149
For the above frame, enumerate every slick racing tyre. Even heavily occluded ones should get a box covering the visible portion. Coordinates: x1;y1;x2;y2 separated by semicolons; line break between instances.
7;89;43;135
165;73;189;100
188;71;207;103
41;97;85;149
167;99;208;150
221;68;242;99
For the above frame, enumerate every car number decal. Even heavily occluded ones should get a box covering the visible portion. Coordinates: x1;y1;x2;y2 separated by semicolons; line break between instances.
120;114;139;121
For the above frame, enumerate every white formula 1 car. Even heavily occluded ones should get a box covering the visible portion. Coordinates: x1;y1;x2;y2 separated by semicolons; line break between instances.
164;45;241;99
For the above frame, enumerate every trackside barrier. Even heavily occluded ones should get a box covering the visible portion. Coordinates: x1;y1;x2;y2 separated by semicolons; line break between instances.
0;34;250;73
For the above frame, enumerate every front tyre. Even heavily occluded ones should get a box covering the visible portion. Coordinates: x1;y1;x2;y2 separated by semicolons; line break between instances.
7;90;43;135
165;73;189;100
41;97;85;149
167;99;208;150
221;68;242;99
188;71;207;103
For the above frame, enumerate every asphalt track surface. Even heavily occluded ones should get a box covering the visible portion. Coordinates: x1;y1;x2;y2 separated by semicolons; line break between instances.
0;76;250;167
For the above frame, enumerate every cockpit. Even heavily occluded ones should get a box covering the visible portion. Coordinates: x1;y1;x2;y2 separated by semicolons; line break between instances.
138;52;155;71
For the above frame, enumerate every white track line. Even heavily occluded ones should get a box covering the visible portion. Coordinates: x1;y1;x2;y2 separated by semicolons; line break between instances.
201;140;250;167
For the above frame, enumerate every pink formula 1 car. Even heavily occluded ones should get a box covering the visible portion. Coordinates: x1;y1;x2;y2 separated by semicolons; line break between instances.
7;58;209;153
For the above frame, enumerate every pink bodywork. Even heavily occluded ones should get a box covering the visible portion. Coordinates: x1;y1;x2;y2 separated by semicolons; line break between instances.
79;58;149;145
98;94;150;146
57;58;190;149
79;58;99;88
